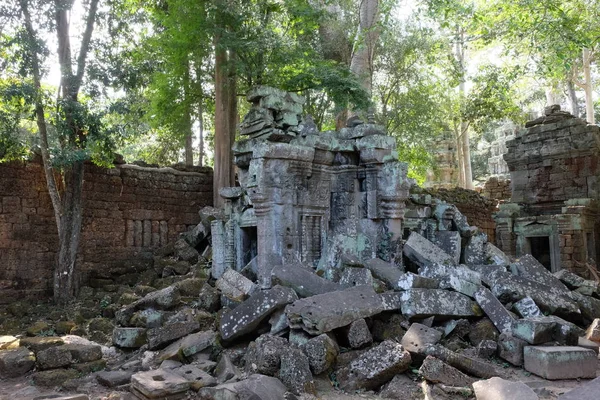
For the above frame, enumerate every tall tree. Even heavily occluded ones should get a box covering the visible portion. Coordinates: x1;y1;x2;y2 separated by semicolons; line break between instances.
1;0;102;303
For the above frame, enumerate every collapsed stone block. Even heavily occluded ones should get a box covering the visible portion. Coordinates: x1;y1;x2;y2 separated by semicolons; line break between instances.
340;267;373;287
215;353;240;383
473;287;514;334
570;291;600;322
497;333;527;366
396;272;439;290
365;258;405;289
147;321;200;350
19;336;64;353
473;377;538;400
462;231;487;265
244;334;288;376
113;327;147;348
512;318;556;344
131;369;191;399
418;355;475;387
430;231;461;264
215;268;257;303
159;330;216;362
400;323;442;364
285;285;383;335
510;254;570;294
0;336;19;350
61;344;102;363
340;318;373;349
173;365;217;391
0;347;35;378
36;345;73;370
301;334;339;375
524;346;597;380
337;340;411;392
425;344;498;378
271;264;344;298
115;285;181;326
220;285;297;341
399;289;482;320
513;296;543;318
96;370;134;388
485;242;510;265
279;347;316;395
404;232;456;267
555;269;599;296
198;374;288;400
447;275;481;298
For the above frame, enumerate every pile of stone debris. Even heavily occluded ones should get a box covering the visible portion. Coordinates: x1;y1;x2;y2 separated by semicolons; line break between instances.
2;201;600;400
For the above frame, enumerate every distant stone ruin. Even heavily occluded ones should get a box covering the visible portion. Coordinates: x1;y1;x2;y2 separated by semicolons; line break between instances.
496;105;600;276
212;86;411;287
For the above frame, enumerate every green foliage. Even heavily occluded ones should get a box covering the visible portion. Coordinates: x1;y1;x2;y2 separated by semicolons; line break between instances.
0;79;37;161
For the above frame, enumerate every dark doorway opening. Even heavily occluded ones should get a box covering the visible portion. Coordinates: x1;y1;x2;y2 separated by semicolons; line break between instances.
529;236;551;270
241;226;258;266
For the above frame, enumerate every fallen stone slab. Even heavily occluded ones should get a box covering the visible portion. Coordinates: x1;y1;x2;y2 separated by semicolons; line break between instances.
497;333;527;366
477;339;498;358
61;343;103;363
113;327;147;348
159;330;217;362
419;356;475;387
337;340;411;391
365;258;405;289
173;365;217;391
279;347;315;395
424;344;498;379
0;347;35;378
431;231;461;264
419;263;482;285
131;369;191;399
404;231;456;267
216;268;257;302
198;374;288;400
341;318;372;349
473;377;538;400
147;321;201;350
244;334;288;376
36;345;73;370
401;323;442;364
271;264;345;298
524;346;597;380
96;370;134;388
537;315;582;345
510;254;570;294
301;333;339;375
555;269;600;296
19;336;64;353
220;285;297;341
399;289;482;320
570;291;600;322
447;275;481;298
474;287;514;334
512;318;556;344
485;242;511;265
116;285;181;325
285;285;383;335
339;267;373;287
215;353;240;383
396;272;439;290
32;369;79;387
490;271;580;319
585;318;600;342
558;376;600;400
513;297;543;318
463;232;488;265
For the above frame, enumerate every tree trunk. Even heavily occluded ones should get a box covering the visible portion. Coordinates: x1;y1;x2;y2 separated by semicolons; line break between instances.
213;27;236;208
455;27;473;189
198;99;204;167
566;79;579;117
583;48;595;124
350;0;380;97
54;161;85;303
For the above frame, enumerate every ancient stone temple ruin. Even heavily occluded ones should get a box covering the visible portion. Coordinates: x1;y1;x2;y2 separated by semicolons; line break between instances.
211;87;411;287
495;106;600;275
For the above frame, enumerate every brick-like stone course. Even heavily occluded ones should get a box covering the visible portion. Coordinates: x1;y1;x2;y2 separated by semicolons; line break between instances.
0;159;212;302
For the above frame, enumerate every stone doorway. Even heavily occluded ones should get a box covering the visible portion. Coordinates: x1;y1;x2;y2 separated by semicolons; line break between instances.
241;226;258;266
528;236;551;271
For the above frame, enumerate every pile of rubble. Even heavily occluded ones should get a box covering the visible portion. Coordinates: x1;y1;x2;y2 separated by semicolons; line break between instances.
4;194;600;399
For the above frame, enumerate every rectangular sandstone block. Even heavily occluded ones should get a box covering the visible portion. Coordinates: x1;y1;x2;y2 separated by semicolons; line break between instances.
524;346;596;380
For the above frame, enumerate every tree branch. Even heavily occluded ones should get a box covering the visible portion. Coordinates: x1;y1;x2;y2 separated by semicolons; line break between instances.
74;0;99;96
19;0;63;232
